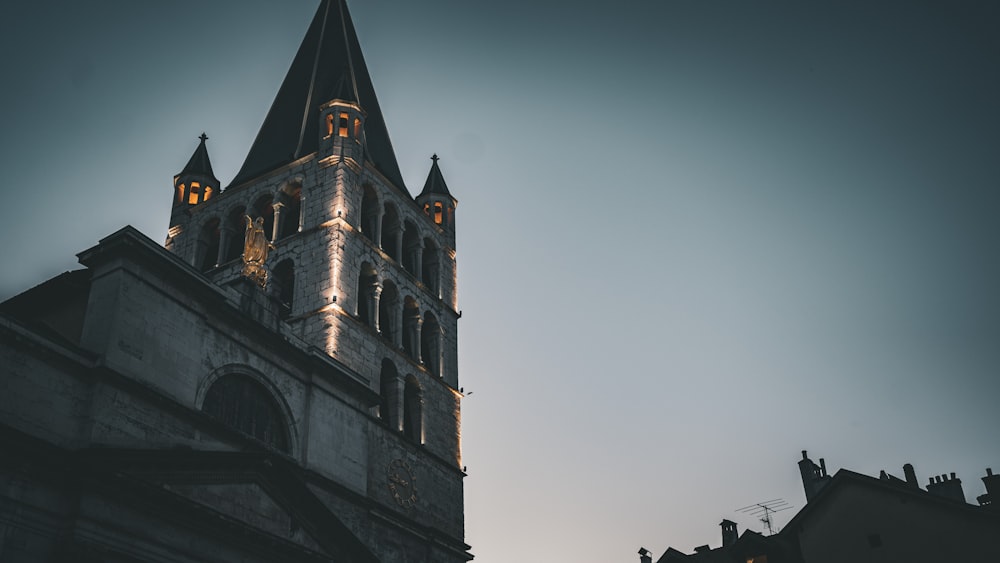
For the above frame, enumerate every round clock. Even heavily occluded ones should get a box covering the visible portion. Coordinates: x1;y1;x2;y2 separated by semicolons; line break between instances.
387;459;417;508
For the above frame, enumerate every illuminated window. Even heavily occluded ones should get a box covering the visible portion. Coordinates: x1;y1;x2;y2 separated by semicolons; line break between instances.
203;186;213;202
177;184;186;203
326;113;334;137
188;182;201;205
339;112;349;137
202;374;289;452
433;202;444;225
746;556;768;563
353;117;361;138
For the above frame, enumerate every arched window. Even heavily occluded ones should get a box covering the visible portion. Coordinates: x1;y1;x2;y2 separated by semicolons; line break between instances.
222;206;246;263
403;375;422;442
278;184;302;240
202;374;289;452
381;204;401;261
197;218;221;272
273;259;295;319
379;359;398;426
379;281;399;345
356;262;378;328
402;221;420;276
421;312;441;378
188;182;202;205
360;185;379;244
402;297;421;362
421;237;440;294
252;195;275;242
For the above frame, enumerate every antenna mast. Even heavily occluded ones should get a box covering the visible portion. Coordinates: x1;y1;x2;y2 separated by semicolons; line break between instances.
736;499;793;535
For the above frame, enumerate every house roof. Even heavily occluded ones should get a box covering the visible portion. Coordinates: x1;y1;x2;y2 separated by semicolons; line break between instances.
230;0;406;193
782;468;1000;531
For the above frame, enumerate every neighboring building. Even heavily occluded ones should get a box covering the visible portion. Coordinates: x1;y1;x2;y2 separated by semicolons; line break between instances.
0;1;470;561
638;451;1000;563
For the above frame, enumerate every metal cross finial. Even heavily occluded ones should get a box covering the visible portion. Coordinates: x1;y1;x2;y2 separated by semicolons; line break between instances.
431;153;439;163
199;132;209;142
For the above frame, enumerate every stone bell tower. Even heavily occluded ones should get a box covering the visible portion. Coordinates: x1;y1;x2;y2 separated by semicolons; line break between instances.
161;1;469;561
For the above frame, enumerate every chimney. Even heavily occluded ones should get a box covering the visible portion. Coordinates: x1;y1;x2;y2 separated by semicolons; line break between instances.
720;519;738;548
978;468;999;508
926;472;966;503
798;450;832;502
693;545;711;554
638;547;652;563
903;463;918;488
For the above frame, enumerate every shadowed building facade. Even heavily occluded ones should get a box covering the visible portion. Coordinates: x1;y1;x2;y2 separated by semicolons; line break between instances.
0;1;469;561
636;452;1000;563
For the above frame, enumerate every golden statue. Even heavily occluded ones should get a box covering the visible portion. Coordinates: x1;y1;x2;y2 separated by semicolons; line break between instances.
242;215;273;288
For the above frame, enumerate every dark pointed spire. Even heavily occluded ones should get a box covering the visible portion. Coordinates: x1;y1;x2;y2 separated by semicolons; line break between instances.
230;0;406;193
179;133;219;184
418;154;452;198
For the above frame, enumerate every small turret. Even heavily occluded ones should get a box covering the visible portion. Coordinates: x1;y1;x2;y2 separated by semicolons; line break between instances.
171;133;220;228
415;154;457;245
319;98;365;167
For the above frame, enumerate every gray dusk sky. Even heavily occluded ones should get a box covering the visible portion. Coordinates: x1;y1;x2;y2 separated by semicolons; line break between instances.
1;1;998;561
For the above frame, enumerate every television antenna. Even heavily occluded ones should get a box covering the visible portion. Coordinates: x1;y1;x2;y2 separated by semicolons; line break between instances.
736;499;793;535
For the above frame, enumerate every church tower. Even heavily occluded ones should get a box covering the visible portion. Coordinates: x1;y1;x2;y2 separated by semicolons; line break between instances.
164;1;468;560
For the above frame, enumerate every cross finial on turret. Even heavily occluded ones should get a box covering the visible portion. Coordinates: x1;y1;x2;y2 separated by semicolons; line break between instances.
199;132;209;142
431;153;439;163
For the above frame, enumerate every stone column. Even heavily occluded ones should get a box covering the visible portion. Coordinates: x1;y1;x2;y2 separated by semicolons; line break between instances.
271;202;284;241
367;282;382;330
296;193;306;234
405;310;423;363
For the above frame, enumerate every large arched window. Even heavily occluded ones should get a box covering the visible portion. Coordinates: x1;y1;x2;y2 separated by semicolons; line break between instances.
421;312;441;378
402;221;420;276
403;375;422;443
381;204;402;261
277;183;302;239
357;262;378;328
379;281;400;345
402;297;421;362
421;237;440;295
222;206;246;263
202;374;289;452
197;218;221;272
379;359;398;427
360;185;380;244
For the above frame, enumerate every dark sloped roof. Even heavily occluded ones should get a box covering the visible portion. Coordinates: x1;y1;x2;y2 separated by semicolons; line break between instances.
178;133;219;184
230;0;407;193
417;154;453;199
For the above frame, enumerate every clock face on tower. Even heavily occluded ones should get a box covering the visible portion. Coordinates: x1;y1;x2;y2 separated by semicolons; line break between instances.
387;459;417;508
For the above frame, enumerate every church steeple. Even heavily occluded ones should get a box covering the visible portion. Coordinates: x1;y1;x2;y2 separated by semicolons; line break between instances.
171;133;220;227
230;0;405;193
416;154;457;240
